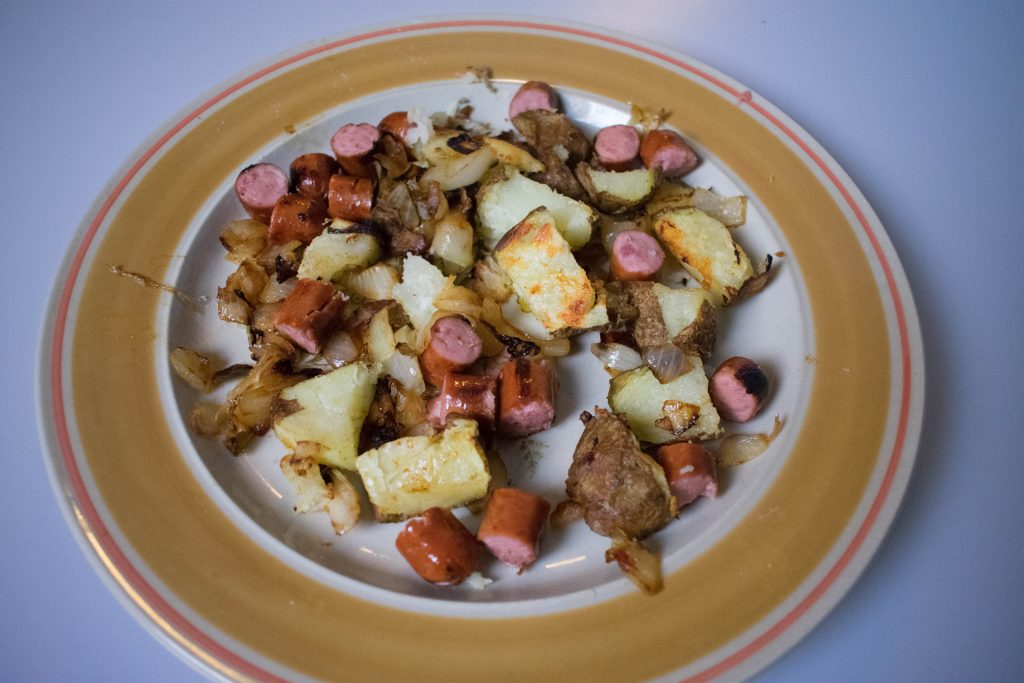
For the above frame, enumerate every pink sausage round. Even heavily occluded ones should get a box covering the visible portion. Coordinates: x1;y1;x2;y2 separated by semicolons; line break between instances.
497;357;557;438
656;443;718;508
640;129;700;178
610;230;665;281
419;317;483;387
330;123;381;177
234;163;289;224
508;80;560;119
709;356;771;422
478;488;551;571
594;125;641;171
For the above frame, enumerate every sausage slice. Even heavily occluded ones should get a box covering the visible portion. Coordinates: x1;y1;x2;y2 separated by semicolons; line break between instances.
267;193;328;245
508;80;560;119
497;357;557;438
327;174;374;222
426;373;497;429
396;508;478;585
610;230;665;281
656;442;718;508
594;125;641;171
478;488;551;571
709;356;770;422
272;278;347;353
419;317;483;387
640;129;699;178
289;153;340;201
330;122;381;177
235;163;289;224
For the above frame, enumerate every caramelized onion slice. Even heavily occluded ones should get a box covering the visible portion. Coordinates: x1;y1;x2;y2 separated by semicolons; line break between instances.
590;342;643;373
717;415;784;468
605;529;663;595
642;343;692;383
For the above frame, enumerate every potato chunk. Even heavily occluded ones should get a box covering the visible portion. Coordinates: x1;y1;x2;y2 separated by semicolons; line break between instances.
476;166;595;249
272;361;382;469
575;163;658;214
355;418;491;521
650;207;753;306
493;207;608;335
608;359;722;444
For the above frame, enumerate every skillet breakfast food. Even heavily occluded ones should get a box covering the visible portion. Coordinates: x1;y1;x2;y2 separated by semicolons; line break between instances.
171;79;778;593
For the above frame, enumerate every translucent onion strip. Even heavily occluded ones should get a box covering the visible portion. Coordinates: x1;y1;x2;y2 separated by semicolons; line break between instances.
590;342;643;372
716;415;785;468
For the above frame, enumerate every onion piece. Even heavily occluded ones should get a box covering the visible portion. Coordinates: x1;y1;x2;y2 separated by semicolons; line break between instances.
605;529;663;595
419;145;497;191
366;307;396;363
259;276;297;304
429;212;475;275
642;344;692;383
321;331;359;368
188;401;227;436
717;415;784;468
690;188;747;228
590;342;643;373
325;469;361;535
219;219;268;263
599;217;640;254
384;351;425;395
345;263;400;300
169;347;216;392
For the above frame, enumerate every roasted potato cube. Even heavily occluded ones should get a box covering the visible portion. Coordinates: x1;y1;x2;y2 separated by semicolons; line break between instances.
608;359;722;444
272;361;382;469
355;418;491;521
493;207;608;335
297;231;381;282
476;166;596;249
482;137;544;173
650;208;754;306
575;163;658;214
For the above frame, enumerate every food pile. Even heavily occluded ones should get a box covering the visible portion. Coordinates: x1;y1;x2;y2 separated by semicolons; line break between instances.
172;79;778;594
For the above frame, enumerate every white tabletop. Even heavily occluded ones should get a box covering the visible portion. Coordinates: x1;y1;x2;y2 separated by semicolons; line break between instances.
3;1;1022;680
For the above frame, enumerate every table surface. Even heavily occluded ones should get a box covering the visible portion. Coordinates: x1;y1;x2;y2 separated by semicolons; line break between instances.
3;1;1022;681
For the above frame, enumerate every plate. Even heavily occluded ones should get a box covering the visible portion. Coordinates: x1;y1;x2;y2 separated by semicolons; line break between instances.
38;16;923;682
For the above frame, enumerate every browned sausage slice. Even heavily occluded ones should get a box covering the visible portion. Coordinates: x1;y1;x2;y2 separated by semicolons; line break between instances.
395;507;478;585
419;317;483;387
289;153;340;201
267;194;328;245
272;278;347;353
594;125;641;171
497;357;557;438
508;80;560;119
709;356;771;422
330;122;381;177
426;373;497;430
478;488;551;571
234;163;289;224
327;174;374;222
640;129;699;178
656;442;718;507
378;111;410;143
610;230;666;281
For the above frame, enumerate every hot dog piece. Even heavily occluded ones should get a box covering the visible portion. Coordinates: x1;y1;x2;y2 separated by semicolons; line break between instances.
419;317;483;387
426;373;497;430
594;125;641;171
235;163;289;224
395;507;478;585
610;230;666;281
640;129;699;178
267;194;328;245
327;174;374;222
656;442;718;508
508;80;560;119
478;488;551;571
497;357;557;438
289;153;340;201
272;278;347;353
709;356;771;422
330;122;381;178
378;111;410;143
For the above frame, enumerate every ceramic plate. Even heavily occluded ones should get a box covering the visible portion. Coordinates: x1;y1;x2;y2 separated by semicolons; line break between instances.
38;16;924;682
